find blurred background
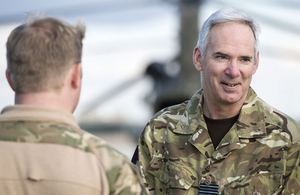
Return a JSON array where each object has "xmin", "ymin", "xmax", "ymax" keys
[{"xmin": 1, "ymin": 0, "xmax": 300, "ymax": 158}]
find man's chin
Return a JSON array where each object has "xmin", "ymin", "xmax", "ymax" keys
[{"xmin": 220, "ymin": 94, "xmax": 243, "ymax": 105}]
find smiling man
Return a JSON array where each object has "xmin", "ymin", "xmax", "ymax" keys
[
  {"xmin": 135, "ymin": 8, "xmax": 300, "ymax": 195},
  {"xmin": 194, "ymin": 21, "xmax": 259, "ymax": 120}
]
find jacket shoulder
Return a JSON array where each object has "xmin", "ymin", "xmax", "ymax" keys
[
  {"xmin": 148, "ymin": 101, "xmax": 189, "ymax": 127},
  {"xmin": 152, "ymin": 101, "xmax": 189, "ymax": 120},
  {"xmin": 259, "ymin": 98, "xmax": 300, "ymax": 143}
]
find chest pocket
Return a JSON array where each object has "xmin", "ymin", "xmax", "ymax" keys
[
  {"xmin": 222, "ymin": 172, "xmax": 283, "ymax": 195},
  {"xmin": 148, "ymin": 157, "xmax": 197, "ymax": 190}
]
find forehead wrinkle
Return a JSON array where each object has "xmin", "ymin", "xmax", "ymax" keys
[{"xmin": 207, "ymin": 24, "xmax": 255, "ymax": 59}]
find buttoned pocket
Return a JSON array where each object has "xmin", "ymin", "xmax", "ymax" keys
[
  {"xmin": 223, "ymin": 172, "xmax": 283, "ymax": 195},
  {"xmin": 148, "ymin": 157, "xmax": 197, "ymax": 190}
]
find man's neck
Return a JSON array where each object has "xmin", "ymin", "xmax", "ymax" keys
[
  {"xmin": 15, "ymin": 91, "xmax": 73, "ymax": 113},
  {"xmin": 202, "ymin": 99, "xmax": 243, "ymax": 120}
]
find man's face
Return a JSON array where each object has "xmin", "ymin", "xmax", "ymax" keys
[{"xmin": 196, "ymin": 22, "xmax": 259, "ymax": 107}]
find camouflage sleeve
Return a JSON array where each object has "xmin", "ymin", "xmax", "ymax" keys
[
  {"xmin": 107, "ymin": 158, "xmax": 149, "ymax": 195},
  {"xmin": 90, "ymin": 135, "xmax": 148, "ymax": 195},
  {"xmin": 280, "ymin": 139, "xmax": 300, "ymax": 194},
  {"xmin": 137, "ymin": 123, "xmax": 155, "ymax": 194}
]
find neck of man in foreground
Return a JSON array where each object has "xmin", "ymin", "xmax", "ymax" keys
[{"xmin": 202, "ymin": 91, "xmax": 247, "ymax": 120}]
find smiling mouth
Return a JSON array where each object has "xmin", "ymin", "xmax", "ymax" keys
[{"xmin": 222, "ymin": 82, "xmax": 238, "ymax": 87}]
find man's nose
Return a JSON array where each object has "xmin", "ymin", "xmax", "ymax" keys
[{"xmin": 225, "ymin": 60, "xmax": 241, "ymax": 78}]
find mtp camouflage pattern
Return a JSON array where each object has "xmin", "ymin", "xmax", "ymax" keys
[
  {"xmin": 0, "ymin": 105, "xmax": 148, "ymax": 195},
  {"xmin": 138, "ymin": 87, "xmax": 300, "ymax": 195}
]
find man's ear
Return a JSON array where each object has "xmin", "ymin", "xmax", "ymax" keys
[
  {"xmin": 71, "ymin": 63, "xmax": 82, "ymax": 89},
  {"xmin": 5, "ymin": 69, "xmax": 15, "ymax": 91},
  {"xmin": 193, "ymin": 46, "xmax": 202, "ymax": 71},
  {"xmin": 253, "ymin": 52, "xmax": 259, "ymax": 75}
]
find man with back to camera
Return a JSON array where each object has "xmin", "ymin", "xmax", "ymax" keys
[
  {"xmin": 135, "ymin": 8, "xmax": 300, "ymax": 194},
  {"xmin": 1, "ymin": 16, "xmax": 148, "ymax": 195}
]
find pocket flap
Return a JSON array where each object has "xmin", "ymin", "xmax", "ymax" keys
[
  {"xmin": 148, "ymin": 157, "xmax": 197, "ymax": 190},
  {"xmin": 223, "ymin": 172, "xmax": 282, "ymax": 194}
]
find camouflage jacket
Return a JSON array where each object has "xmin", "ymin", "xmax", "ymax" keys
[
  {"xmin": 138, "ymin": 87, "xmax": 300, "ymax": 195},
  {"xmin": 0, "ymin": 105, "xmax": 148, "ymax": 195}
]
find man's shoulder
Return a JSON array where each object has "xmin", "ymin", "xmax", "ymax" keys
[
  {"xmin": 0, "ymin": 119, "xmax": 144, "ymax": 194},
  {"xmin": 151, "ymin": 100, "xmax": 189, "ymax": 122},
  {"xmin": 79, "ymin": 129, "xmax": 129, "ymax": 163},
  {"xmin": 258, "ymin": 98, "xmax": 300, "ymax": 143},
  {"xmin": 0, "ymin": 119, "xmax": 129, "ymax": 162},
  {"xmin": 141, "ymin": 100, "xmax": 191, "ymax": 139}
]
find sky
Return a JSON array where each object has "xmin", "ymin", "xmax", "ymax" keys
[{"xmin": 1, "ymin": 0, "xmax": 300, "ymax": 157}]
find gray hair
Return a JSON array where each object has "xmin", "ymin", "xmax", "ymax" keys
[{"xmin": 197, "ymin": 8, "xmax": 261, "ymax": 62}]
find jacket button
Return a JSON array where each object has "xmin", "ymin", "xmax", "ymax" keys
[
  {"xmin": 205, "ymin": 165, "xmax": 211, "ymax": 171},
  {"xmin": 164, "ymin": 178, "xmax": 169, "ymax": 184},
  {"xmin": 204, "ymin": 179, "xmax": 211, "ymax": 185},
  {"xmin": 253, "ymin": 191, "xmax": 260, "ymax": 195}
]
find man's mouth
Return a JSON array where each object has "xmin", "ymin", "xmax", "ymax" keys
[{"xmin": 222, "ymin": 82, "xmax": 238, "ymax": 87}]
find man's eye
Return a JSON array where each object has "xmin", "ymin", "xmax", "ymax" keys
[
  {"xmin": 217, "ymin": 56, "xmax": 226, "ymax": 59},
  {"xmin": 242, "ymin": 58, "xmax": 251, "ymax": 62}
]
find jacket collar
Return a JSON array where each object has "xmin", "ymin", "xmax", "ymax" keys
[
  {"xmin": 0, "ymin": 105, "xmax": 79, "ymax": 130},
  {"xmin": 174, "ymin": 87, "xmax": 269, "ymax": 139},
  {"xmin": 174, "ymin": 88, "xmax": 206, "ymax": 135},
  {"xmin": 236, "ymin": 87, "xmax": 268, "ymax": 138}
]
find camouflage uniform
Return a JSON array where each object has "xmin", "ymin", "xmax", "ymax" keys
[
  {"xmin": 0, "ymin": 105, "xmax": 148, "ymax": 195},
  {"xmin": 138, "ymin": 87, "xmax": 300, "ymax": 195}
]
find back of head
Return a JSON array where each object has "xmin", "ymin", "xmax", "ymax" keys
[
  {"xmin": 197, "ymin": 8, "xmax": 261, "ymax": 60},
  {"xmin": 6, "ymin": 16, "xmax": 86, "ymax": 94}
]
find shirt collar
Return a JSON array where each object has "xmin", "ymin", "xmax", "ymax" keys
[{"xmin": 0, "ymin": 105, "xmax": 79, "ymax": 129}]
